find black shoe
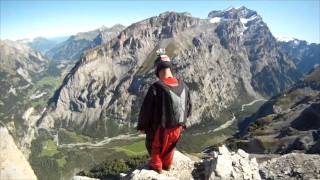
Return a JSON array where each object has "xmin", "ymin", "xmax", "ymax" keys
[
  {"xmin": 148, "ymin": 166, "xmax": 162, "ymax": 174},
  {"xmin": 163, "ymin": 165, "xmax": 172, "ymax": 171}
]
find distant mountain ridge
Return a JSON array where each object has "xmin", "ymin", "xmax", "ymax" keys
[
  {"xmin": 17, "ymin": 36, "xmax": 69, "ymax": 54},
  {"xmin": 0, "ymin": 39, "xmax": 48, "ymax": 83},
  {"xmin": 45, "ymin": 24, "xmax": 125, "ymax": 61},
  {"xmin": 278, "ymin": 39, "xmax": 320, "ymax": 74}
]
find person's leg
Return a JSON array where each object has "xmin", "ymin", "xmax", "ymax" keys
[
  {"xmin": 162, "ymin": 148, "xmax": 175, "ymax": 170},
  {"xmin": 145, "ymin": 130, "xmax": 154, "ymax": 155},
  {"xmin": 162, "ymin": 126, "xmax": 182, "ymax": 170},
  {"xmin": 148, "ymin": 128, "xmax": 162, "ymax": 172}
]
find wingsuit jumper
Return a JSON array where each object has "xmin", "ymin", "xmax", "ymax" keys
[{"xmin": 137, "ymin": 49, "xmax": 192, "ymax": 173}]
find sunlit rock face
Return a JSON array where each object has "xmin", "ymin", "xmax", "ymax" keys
[
  {"xmin": 39, "ymin": 7, "xmax": 300, "ymax": 138},
  {"xmin": 0, "ymin": 125, "xmax": 38, "ymax": 180}
]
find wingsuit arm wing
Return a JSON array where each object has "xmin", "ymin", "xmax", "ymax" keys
[{"xmin": 137, "ymin": 86, "xmax": 156, "ymax": 131}]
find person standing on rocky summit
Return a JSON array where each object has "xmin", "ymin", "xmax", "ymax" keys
[{"xmin": 137, "ymin": 49, "xmax": 192, "ymax": 173}]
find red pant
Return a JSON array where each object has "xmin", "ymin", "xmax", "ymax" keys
[{"xmin": 149, "ymin": 126, "xmax": 182, "ymax": 170}]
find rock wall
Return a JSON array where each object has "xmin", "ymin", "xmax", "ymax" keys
[{"xmin": 0, "ymin": 125, "xmax": 37, "ymax": 180}]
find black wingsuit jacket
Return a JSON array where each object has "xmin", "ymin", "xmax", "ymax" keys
[{"xmin": 137, "ymin": 79, "xmax": 192, "ymax": 154}]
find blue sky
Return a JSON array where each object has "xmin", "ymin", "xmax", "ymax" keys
[{"xmin": 1, "ymin": 0, "xmax": 319, "ymax": 43}]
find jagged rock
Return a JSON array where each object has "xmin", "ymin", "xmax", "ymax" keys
[
  {"xmin": 0, "ymin": 125, "xmax": 37, "ymax": 180},
  {"xmin": 72, "ymin": 176, "xmax": 99, "ymax": 180},
  {"xmin": 237, "ymin": 149, "xmax": 249, "ymax": 159},
  {"xmin": 259, "ymin": 153, "xmax": 320, "ymax": 180},
  {"xmin": 81, "ymin": 145, "xmax": 320, "ymax": 180},
  {"xmin": 202, "ymin": 145, "xmax": 261, "ymax": 180},
  {"xmin": 125, "ymin": 146, "xmax": 260, "ymax": 180},
  {"xmin": 124, "ymin": 151, "xmax": 195, "ymax": 180},
  {"xmin": 214, "ymin": 151, "xmax": 233, "ymax": 177}
]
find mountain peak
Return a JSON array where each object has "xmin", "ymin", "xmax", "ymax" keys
[
  {"xmin": 208, "ymin": 6, "xmax": 258, "ymax": 19},
  {"xmin": 108, "ymin": 24, "xmax": 126, "ymax": 32},
  {"xmin": 159, "ymin": 11, "xmax": 192, "ymax": 18},
  {"xmin": 97, "ymin": 24, "xmax": 125, "ymax": 33}
]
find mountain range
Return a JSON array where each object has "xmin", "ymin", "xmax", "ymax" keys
[
  {"xmin": 39, "ymin": 6, "xmax": 303, "ymax": 138},
  {"xmin": 45, "ymin": 24, "xmax": 125, "ymax": 61},
  {"xmin": 17, "ymin": 36, "xmax": 68, "ymax": 54},
  {"xmin": 0, "ymin": 6, "xmax": 319, "ymax": 180}
]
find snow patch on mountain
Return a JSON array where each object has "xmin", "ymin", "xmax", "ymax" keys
[{"xmin": 240, "ymin": 15, "xmax": 258, "ymax": 30}]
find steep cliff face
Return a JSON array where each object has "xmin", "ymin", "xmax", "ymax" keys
[
  {"xmin": 0, "ymin": 125, "xmax": 38, "ymax": 180},
  {"xmin": 45, "ymin": 24, "xmax": 125, "ymax": 61},
  {"xmin": 39, "ymin": 7, "xmax": 300, "ymax": 138}
]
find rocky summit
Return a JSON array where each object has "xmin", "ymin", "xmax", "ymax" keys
[
  {"xmin": 74, "ymin": 145, "xmax": 320, "ymax": 180},
  {"xmin": 39, "ymin": 7, "xmax": 301, "ymax": 138}
]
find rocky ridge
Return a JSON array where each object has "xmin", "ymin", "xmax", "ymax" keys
[
  {"xmin": 45, "ymin": 24, "xmax": 126, "ymax": 61},
  {"xmin": 75, "ymin": 145, "xmax": 320, "ymax": 180},
  {"xmin": 18, "ymin": 37, "xmax": 60, "ymax": 54},
  {"xmin": 278, "ymin": 38, "xmax": 320, "ymax": 74}
]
